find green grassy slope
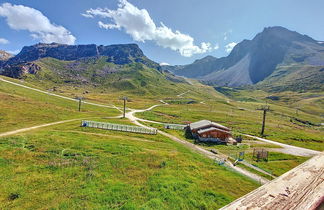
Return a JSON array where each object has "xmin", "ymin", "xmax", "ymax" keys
[
  {"xmin": 0, "ymin": 74, "xmax": 261, "ymax": 209},
  {"xmin": 0, "ymin": 120, "xmax": 259, "ymax": 209},
  {"xmin": 137, "ymin": 98, "xmax": 324, "ymax": 151},
  {"xmin": 256, "ymin": 64, "xmax": 324, "ymax": 92},
  {"xmin": 0, "ymin": 54, "xmax": 323, "ymax": 209},
  {"xmin": 0, "ymin": 76, "xmax": 119, "ymax": 132},
  {"xmin": 9, "ymin": 57, "xmax": 224, "ymax": 110},
  {"xmin": 23, "ymin": 57, "xmax": 213, "ymax": 98},
  {"xmin": 142, "ymin": 122, "xmax": 310, "ymax": 178}
]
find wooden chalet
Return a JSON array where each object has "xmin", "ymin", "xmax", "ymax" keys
[{"xmin": 188, "ymin": 120, "xmax": 233, "ymax": 143}]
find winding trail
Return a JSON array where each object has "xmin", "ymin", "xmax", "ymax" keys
[
  {"xmin": 0, "ymin": 119, "xmax": 80, "ymax": 137},
  {"xmin": 130, "ymin": 110, "xmax": 320, "ymax": 157},
  {"xmin": 0, "ymin": 77, "xmax": 122, "ymax": 112},
  {"xmin": 177, "ymin": 90, "xmax": 190, "ymax": 97},
  {"xmin": 1, "ymin": 76, "xmax": 323, "ymax": 208},
  {"xmin": 127, "ymin": 106, "xmax": 320, "ymax": 158},
  {"xmin": 243, "ymin": 134, "xmax": 320, "ymax": 157},
  {"xmin": 1, "ymin": 76, "xmax": 314, "ymax": 183},
  {"xmin": 124, "ymin": 104, "xmax": 270, "ymax": 184}
]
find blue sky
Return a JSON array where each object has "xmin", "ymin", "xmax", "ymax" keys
[{"xmin": 0, "ymin": 0, "xmax": 323, "ymax": 65}]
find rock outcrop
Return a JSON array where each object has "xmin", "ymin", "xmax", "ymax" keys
[
  {"xmin": 0, "ymin": 43, "xmax": 160, "ymax": 78},
  {"xmin": 1, "ymin": 63, "xmax": 41, "ymax": 78},
  {"xmin": 0, "ymin": 50, "xmax": 13, "ymax": 61}
]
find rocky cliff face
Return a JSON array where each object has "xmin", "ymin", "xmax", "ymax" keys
[
  {"xmin": 165, "ymin": 26, "xmax": 324, "ymax": 89},
  {"xmin": 7, "ymin": 43, "xmax": 98, "ymax": 64},
  {"xmin": 5, "ymin": 43, "xmax": 159, "ymax": 68},
  {"xmin": 1, "ymin": 43, "xmax": 160, "ymax": 78},
  {"xmin": 0, "ymin": 63, "xmax": 41, "ymax": 78}
]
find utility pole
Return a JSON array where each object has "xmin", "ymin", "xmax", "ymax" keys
[
  {"xmin": 257, "ymin": 105, "xmax": 270, "ymax": 136},
  {"xmin": 121, "ymin": 96, "xmax": 128, "ymax": 118},
  {"xmin": 77, "ymin": 97, "xmax": 83, "ymax": 112}
]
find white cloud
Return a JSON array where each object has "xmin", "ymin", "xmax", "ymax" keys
[
  {"xmin": 225, "ymin": 42, "xmax": 237, "ymax": 53},
  {"xmin": 0, "ymin": 38, "xmax": 9, "ymax": 44},
  {"xmin": 159, "ymin": 62, "xmax": 170, "ymax": 66},
  {"xmin": 83, "ymin": 0, "xmax": 213, "ymax": 57},
  {"xmin": 0, "ymin": 3, "xmax": 76, "ymax": 45},
  {"xmin": 214, "ymin": 43, "xmax": 220, "ymax": 50},
  {"xmin": 223, "ymin": 30, "xmax": 232, "ymax": 41}
]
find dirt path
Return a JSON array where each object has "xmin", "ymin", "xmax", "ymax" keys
[
  {"xmin": 2, "ymin": 76, "xmax": 319, "ymax": 157},
  {"xmin": 159, "ymin": 129, "xmax": 269, "ymax": 184},
  {"xmin": 0, "ymin": 77, "xmax": 272, "ymax": 183},
  {"xmin": 177, "ymin": 90, "xmax": 190, "ymax": 97},
  {"xmin": 243, "ymin": 134, "xmax": 321, "ymax": 157},
  {"xmin": 0, "ymin": 119, "xmax": 81, "ymax": 137},
  {"xmin": 129, "ymin": 108, "xmax": 320, "ymax": 158},
  {"xmin": 125, "ymin": 105, "xmax": 269, "ymax": 184},
  {"xmin": 3, "ymin": 76, "xmax": 323, "ymax": 207},
  {"xmin": 0, "ymin": 77, "xmax": 121, "ymax": 112}
]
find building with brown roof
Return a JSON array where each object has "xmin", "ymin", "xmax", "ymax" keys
[{"xmin": 188, "ymin": 120, "xmax": 233, "ymax": 143}]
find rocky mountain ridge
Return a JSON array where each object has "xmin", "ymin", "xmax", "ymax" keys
[
  {"xmin": 0, "ymin": 43, "xmax": 160, "ymax": 78},
  {"xmin": 164, "ymin": 26, "xmax": 324, "ymax": 91}
]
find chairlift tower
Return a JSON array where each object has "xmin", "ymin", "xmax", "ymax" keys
[
  {"xmin": 76, "ymin": 97, "xmax": 83, "ymax": 112},
  {"xmin": 257, "ymin": 105, "xmax": 270, "ymax": 136},
  {"xmin": 120, "ymin": 96, "xmax": 129, "ymax": 118}
]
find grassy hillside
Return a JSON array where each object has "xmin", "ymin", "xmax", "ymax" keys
[
  {"xmin": 256, "ymin": 64, "xmax": 324, "ymax": 92},
  {"xmin": 142, "ymin": 122, "xmax": 310, "ymax": 179},
  {"xmin": 137, "ymin": 97, "xmax": 324, "ymax": 151},
  {"xmin": 0, "ymin": 76, "xmax": 119, "ymax": 133},
  {"xmin": 0, "ymin": 60, "xmax": 323, "ymax": 208},
  {"xmin": 2, "ymin": 71, "xmax": 322, "ymax": 151},
  {"xmin": 8, "ymin": 57, "xmax": 224, "ymax": 110},
  {"xmin": 0, "ymin": 119, "xmax": 259, "ymax": 209},
  {"xmin": 20, "ymin": 57, "xmax": 212, "ymax": 98},
  {"xmin": 0, "ymin": 75, "xmax": 262, "ymax": 208}
]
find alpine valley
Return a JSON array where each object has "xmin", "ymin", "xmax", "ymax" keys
[{"xmin": 0, "ymin": 26, "xmax": 323, "ymax": 209}]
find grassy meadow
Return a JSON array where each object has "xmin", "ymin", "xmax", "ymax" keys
[
  {"xmin": 0, "ymin": 76, "xmax": 120, "ymax": 132},
  {"xmin": 137, "ymin": 97, "xmax": 324, "ymax": 151},
  {"xmin": 0, "ymin": 120, "xmax": 259, "ymax": 209},
  {"xmin": 143, "ymin": 123, "xmax": 310, "ymax": 179},
  {"xmin": 0, "ymin": 74, "xmax": 322, "ymax": 209}
]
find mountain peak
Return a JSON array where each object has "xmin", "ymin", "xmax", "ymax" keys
[
  {"xmin": 257, "ymin": 26, "xmax": 315, "ymax": 43},
  {"xmin": 263, "ymin": 26, "xmax": 290, "ymax": 32},
  {"xmin": 193, "ymin": 55, "xmax": 217, "ymax": 64},
  {"xmin": 166, "ymin": 26, "xmax": 324, "ymax": 91},
  {"xmin": 0, "ymin": 50, "xmax": 13, "ymax": 61}
]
